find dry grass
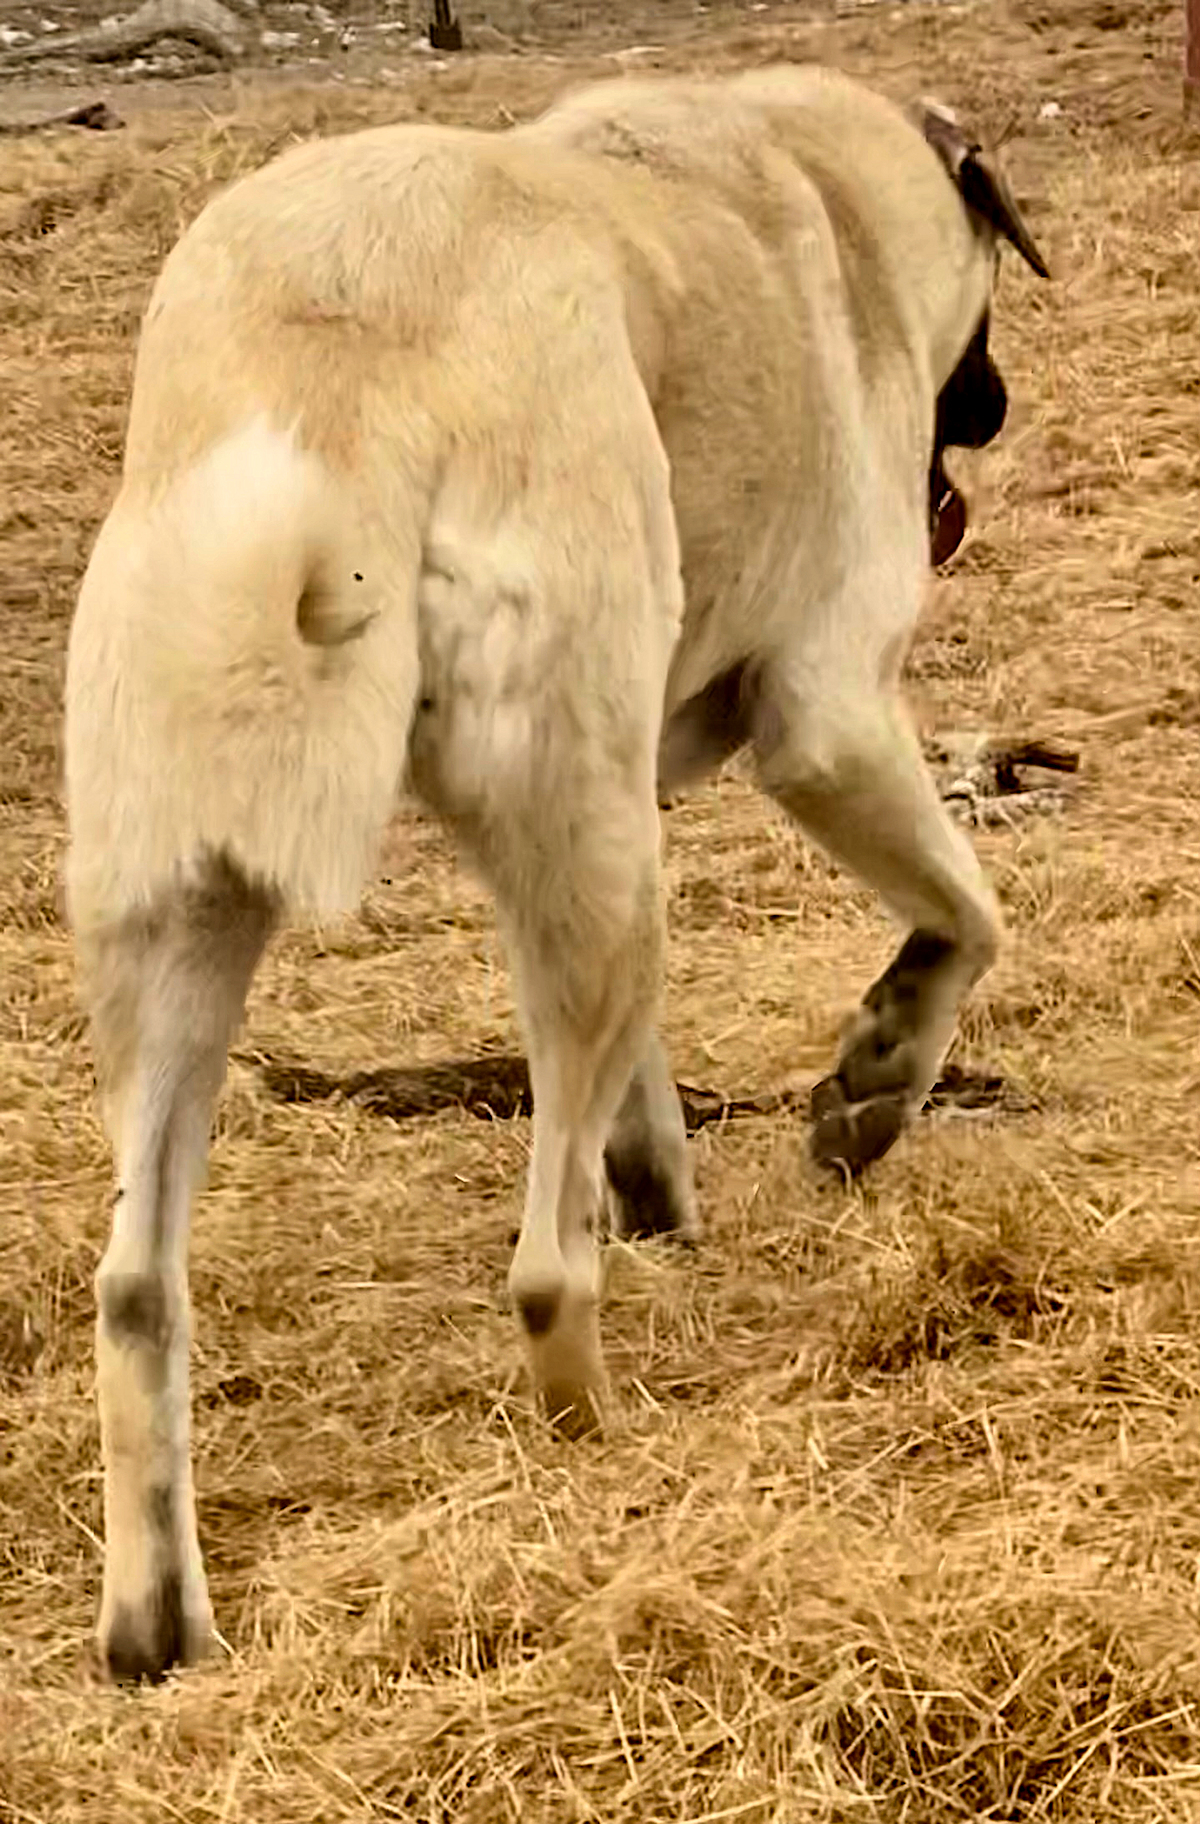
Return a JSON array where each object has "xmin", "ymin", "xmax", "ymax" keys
[{"xmin": 5, "ymin": 0, "xmax": 1200, "ymax": 1817}]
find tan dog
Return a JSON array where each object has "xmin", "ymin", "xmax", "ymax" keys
[{"xmin": 64, "ymin": 66, "xmax": 1048, "ymax": 1681}]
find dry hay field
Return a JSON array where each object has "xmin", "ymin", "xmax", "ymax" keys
[{"xmin": 4, "ymin": 0, "xmax": 1200, "ymax": 1817}]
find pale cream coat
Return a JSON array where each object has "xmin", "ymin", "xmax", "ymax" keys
[{"xmin": 64, "ymin": 66, "xmax": 1028, "ymax": 1681}]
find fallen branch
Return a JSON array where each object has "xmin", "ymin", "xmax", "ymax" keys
[
  {"xmin": 0, "ymin": 101, "xmax": 124, "ymax": 137},
  {"xmin": 927, "ymin": 730, "xmax": 1081, "ymax": 827},
  {"xmin": 990, "ymin": 737, "xmax": 1080, "ymax": 787},
  {"xmin": 0, "ymin": 0, "xmax": 245, "ymax": 69}
]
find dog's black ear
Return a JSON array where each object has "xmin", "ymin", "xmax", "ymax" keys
[
  {"xmin": 918, "ymin": 99, "xmax": 1051, "ymax": 280},
  {"xmin": 958, "ymin": 151, "xmax": 1051, "ymax": 280}
]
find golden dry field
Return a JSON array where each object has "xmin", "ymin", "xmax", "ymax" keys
[{"xmin": 4, "ymin": 0, "xmax": 1200, "ymax": 1817}]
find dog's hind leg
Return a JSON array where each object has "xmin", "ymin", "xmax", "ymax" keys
[{"xmin": 82, "ymin": 856, "xmax": 275, "ymax": 1680}]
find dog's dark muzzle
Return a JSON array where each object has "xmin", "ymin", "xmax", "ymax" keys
[
  {"xmin": 937, "ymin": 354, "xmax": 1008, "ymax": 451},
  {"xmin": 928, "ymin": 315, "xmax": 1009, "ymax": 568}
]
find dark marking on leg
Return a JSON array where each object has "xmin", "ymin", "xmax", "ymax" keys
[
  {"xmin": 98, "ymin": 1273, "xmax": 168, "ymax": 1349},
  {"xmin": 104, "ymin": 1608, "xmax": 165, "ymax": 1684},
  {"xmin": 101, "ymin": 1487, "xmax": 183, "ymax": 1683},
  {"xmin": 154, "ymin": 1568, "xmax": 185, "ymax": 1676},
  {"xmin": 811, "ymin": 927, "xmax": 958, "ymax": 1174},
  {"xmin": 102, "ymin": 1486, "xmax": 187, "ymax": 1684},
  {"xmin": 103, "ymin": 1568, "xmax": 185, "ymax": 1684},
  {"xmin": 860, "ymin": 926, "xmax": 955, "ymax": 1014},
  {"xmin": 866, "ymin": 928, "xmax": 956, "ymax": 998},
  {"xmin": 518, "ymin": 1290, "xmax": 561, "ymax": 1338},
  {"xmin": 147, "ymin": 1482, "xmax": 174, "ymax": 1537},
  {"xmin": 604, "ymin": 1145, "xmax": 695, "ymax": 1243},
  {"xmin": 840, "ymin": 929, "xmax": 956, "ymax": 1100}
]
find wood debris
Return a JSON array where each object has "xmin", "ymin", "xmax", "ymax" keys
[
  {"xmin": 0, "ymin": 0, "xmax": 246, "ymax": 69},
  {"xmin": 928, "ymin": 731, "xmax": 1080, "ymax": 827},
  {"xmin": 0, "ymin": 101, "xmax": 124, "ymax": 136}
]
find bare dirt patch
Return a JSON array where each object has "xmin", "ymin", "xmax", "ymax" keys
[{"xmin": 4, "ymin": 1, "xmax": 1200, "ymax": 1819}]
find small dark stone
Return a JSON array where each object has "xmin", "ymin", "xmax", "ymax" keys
[{"xmin": 217, "ymin": 1372, "xmax": 263, "ymax": 1406}]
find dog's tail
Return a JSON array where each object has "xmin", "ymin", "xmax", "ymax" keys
[{"xmin": 65, "ymin": 416, "xmax": 423, "ymax": 938}]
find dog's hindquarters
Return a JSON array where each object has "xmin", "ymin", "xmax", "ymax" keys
[{"xmin": 66, "ymin": 414, "xmax": 425, "ymax": 947}]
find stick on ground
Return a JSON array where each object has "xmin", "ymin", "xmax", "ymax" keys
[
  {"xmin": 0, "ymin": 0, "xmax": 245, "ymax": 68},
  {"xmin": 0, "ymin": 102, "xmax": 124, "ymax": 137}
]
